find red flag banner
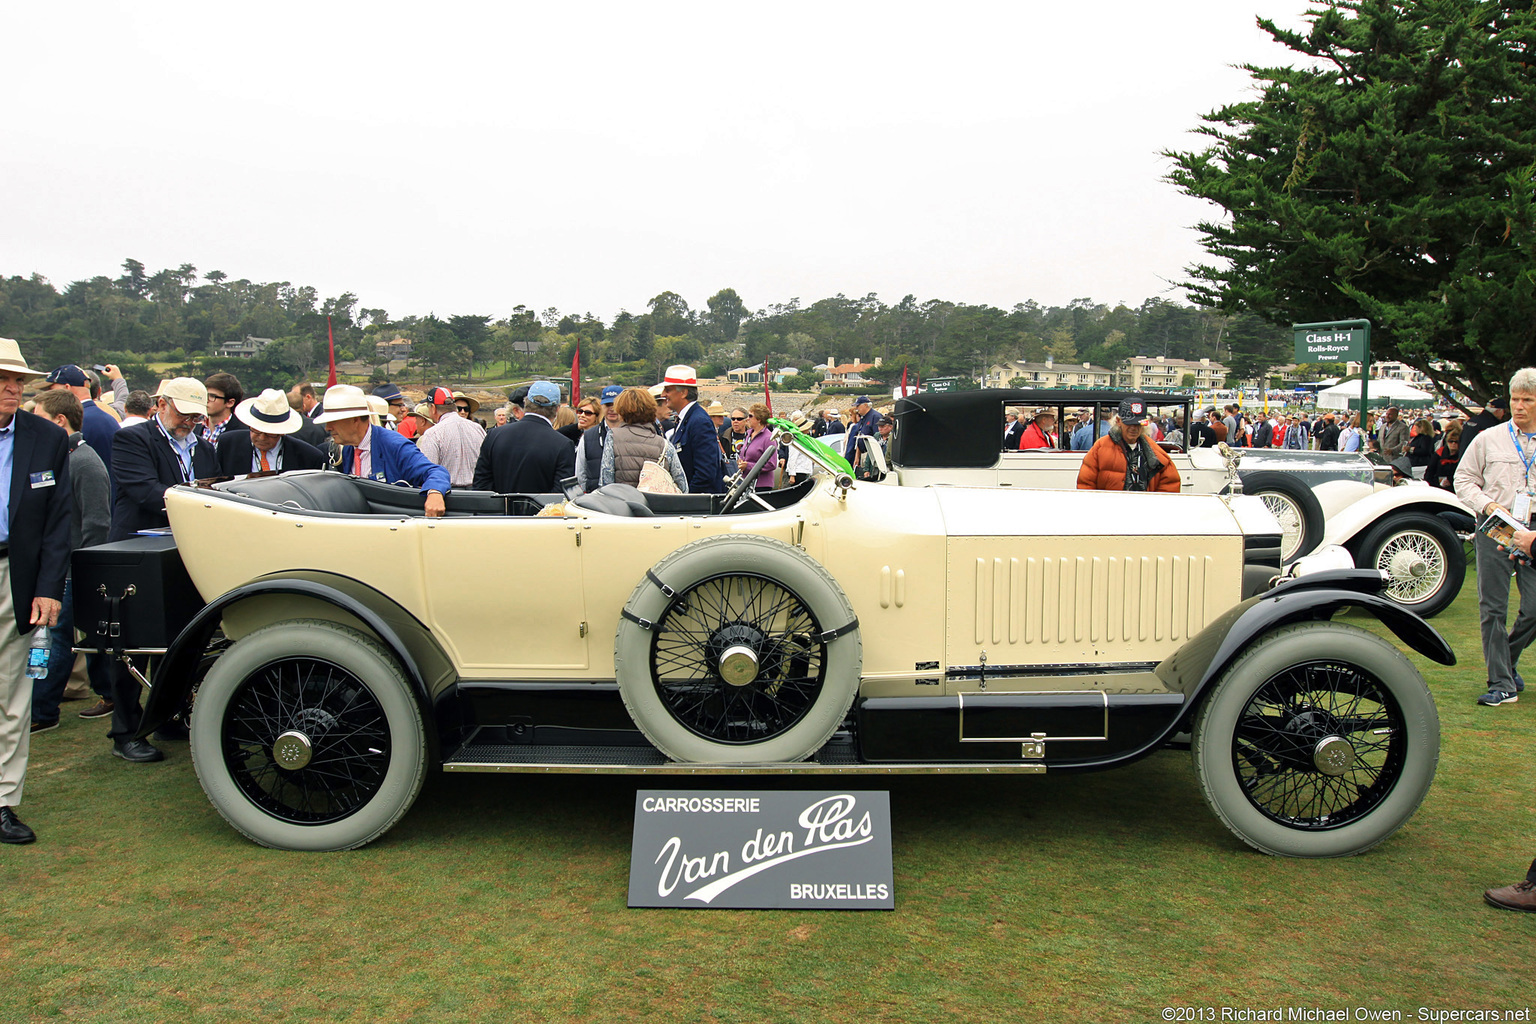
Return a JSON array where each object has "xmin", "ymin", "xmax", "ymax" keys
[
  {"xmin": 901, "ymin": 364, "xmax": 908, "ymax": 396},
  {"xmin": 326, "ymin": 316, "xmax": 338, "ymax": 387},
  {"xmin": 571, "ymin": 344, "xmax": 581, "ymax": 406},
  {"xmin": 762, "ymin": 358, "xmax": 771, "ymax": 414}
]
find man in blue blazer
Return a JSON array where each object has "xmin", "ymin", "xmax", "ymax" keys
[
  {"xmin": 0, "ymin": 339, "xmax": 73, "ymax": 844},
  {"xmin": 315, "ymin": 385, "xmax": 449, "ymax": 514},
  {"xmin": 658, "ymin": 365, "xmax": 724, "ymax": 493}
]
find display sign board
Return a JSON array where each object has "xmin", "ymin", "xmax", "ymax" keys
[
  {"xmin": 1293, "ymin": 320, "xmax": 1370, "ymax": 364},
  {"xmin": 923, "ymin": 376, "xmax": 961, "ymax": 393},
  {"xmin": 628, "ymin": 790, "xmax": 894, "ymax": 910}
]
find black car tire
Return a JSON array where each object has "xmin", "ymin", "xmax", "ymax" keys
[
  {"xmin": 614, "ymin": 534, "xmax": 862, "ymax": 763},
  {"xmin": 190, "ymin": 619, "xmax": 427, "ymax": 851},
  {"xmin": 1236, "ymin": 471, "xmax": 1325, "ymax": 563},
  {"xmin": 1352, "ymin": 512, "xmax": 1465, "ymax": 618},
  {"xmin": 1192, "ymin": 622, "xmax": 1438, "ymax": 857}
]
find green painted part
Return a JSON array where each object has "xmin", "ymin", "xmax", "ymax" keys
[{"xmin": 769, "ymin": 417, "xmax": 854, "ymax": 476}]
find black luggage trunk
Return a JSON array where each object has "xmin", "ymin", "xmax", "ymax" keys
[{"xmin": 72, "ymin": 536, "xmax": 205, "ymax": 652}]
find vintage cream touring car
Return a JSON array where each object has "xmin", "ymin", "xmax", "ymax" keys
[
  {"xmin": 75, "ymin": 423, "xmax": 1450, "ymax": 857},
  {"xmin": 875, "ymin": 389, "xmax": 1471, "ymax": 617}
]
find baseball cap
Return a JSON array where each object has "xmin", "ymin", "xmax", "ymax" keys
[
  {"xmin": 428, "ymin": 386, "xmax": 455, "ymax": 406},
  {"xmin": 1490, "ymin": 397, "xmax": 1510, "ymax": 411},
  {"xmin": 155, "ymin": 377, "xmax": 209, "ymax": 416},
  {"xmin": 526, "ymin": 381, "xmax": 561, "ymax": 408},
  {"xmin": 855, "ymin": 395, "xmax": 871, "ymax": 405},
  {"xmin": 46, "ymin": 364, "xmax": 87, "ymax": 388},
  {"xmin": 600, "ymin": 385, "xmax": 623, "ymax": 405},
  {"xmin": 1117, "ymin": 399, "xmax": 1147, "ymax": 425}
]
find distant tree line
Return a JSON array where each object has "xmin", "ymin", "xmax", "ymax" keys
[{"xmin": 0, "ymin": 259, "xmax": 1306, "ymax": 395}]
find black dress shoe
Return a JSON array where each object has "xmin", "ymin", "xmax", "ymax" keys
[
  {"xmin": 112, "ymin": 739, "xmax": 165, "ymax": 763},
  {"xmin": 0, "ymin": 806, "xmax": 36, "ymax": 844}
]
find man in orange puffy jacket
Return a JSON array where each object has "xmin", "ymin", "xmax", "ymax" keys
[{"xmin": 1076, "ymin": 399, "xmax": 1182, "ymax": 493}]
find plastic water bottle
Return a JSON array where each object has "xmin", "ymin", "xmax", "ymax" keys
[{"xmin": 25, "ymin": 625, "xmax": 50, "ymax": 680}]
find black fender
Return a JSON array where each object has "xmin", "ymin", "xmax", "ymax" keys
[
  {"xmin": 1156, "ymin": 568, "xmax": 1456, "ymax": 731},
  {"xmin": 136, "ymin": 572, "xmax": 456, "ymax": 740}
]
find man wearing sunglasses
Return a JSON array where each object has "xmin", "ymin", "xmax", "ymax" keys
[{"xmin": 719, "ymin": 407, "xmax": 750, "ymax": 461}]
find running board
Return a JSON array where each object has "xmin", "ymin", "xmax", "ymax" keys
[{"xmin": 441, "ymin": 741, "xmax": 1047, "ymax": 775}]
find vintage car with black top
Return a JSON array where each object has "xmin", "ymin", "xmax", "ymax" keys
[
  {"xmin": 877, "ymin": 388, "xmax": 1470, "ymax": 617},
  {"xmin": 73, "ymin": 422, "xmax": 1450, "ymax": 857}
]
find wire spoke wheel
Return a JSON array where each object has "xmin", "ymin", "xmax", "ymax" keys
[
  {"xmin": 223, "ymin": 658, "xmax": 393, "ymax": 824},
  {"xmin": 1261, "ymin": 492, "xmax": 1305, "ymax": 562},
  {"xmin": 1354, "ymin": 512, "xmax": 1464, "ymax": 617},
  {"xmin": 615, "ymin": 535, "xmax": 861, "ymax": 763},
  {"xmin": 1192, "ymin": 622, "xmax": 1438, "ymax": 856},
  {"xmin": 1372, "ymin": 528, "xmax": 1446, "ymax": 604},
  {"xmin": 650, "ymin": 573, "xmax": 826, "ymax": 744},
  {"xmin": 1231, "ymin": 660, "xmax": 1404, "ymax": 830},
  {"xmin": 192, "ymin": 619, "xmax": 426, "ymax": 850}
]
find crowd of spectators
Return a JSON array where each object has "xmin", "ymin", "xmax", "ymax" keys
[{"xmin": 0, "ymin": 345, "xmax": 1515, "ymax": 823}]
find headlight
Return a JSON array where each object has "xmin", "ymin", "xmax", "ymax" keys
[{"xmin": 1285, "ymin": 545, "xmax": 1356, "ymax": 579}]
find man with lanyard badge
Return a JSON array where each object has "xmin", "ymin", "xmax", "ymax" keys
[
  {"xmin": 0, "ymin": 339, "xmax": 72, "ymax": 843},
  {"xmin": 106, "ymin": 377, "xmax": 219, "ymax": 762},
  {"xmin": 1455, "ymin": 368, "xmax": 1536, "ymax": 706}
]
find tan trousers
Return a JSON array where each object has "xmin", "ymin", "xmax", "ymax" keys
[{"xmin": 0, "ymin": 560, "xmax": 31, "ymax": 808}]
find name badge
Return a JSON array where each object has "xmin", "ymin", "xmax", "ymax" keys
[
  {"xmin": 1516, "ymin": 493, "xmax": 1532, "ymax": 525},
  {"xmin": 29, "ymin": 471, "xmax": 54, "ymax": 489}
]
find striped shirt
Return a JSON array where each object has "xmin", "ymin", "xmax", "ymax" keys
[{"xmin": 417, "ymin": 412, "xmax": 486, "ymax": 488}]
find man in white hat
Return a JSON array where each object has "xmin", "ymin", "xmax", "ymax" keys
[
  {"xmin": 215, "ymin": 389, "xmax": 327, "ymax": 476},
  {"xmin": 314, "ymin": 384, "xmax": 450, "ymax": 515},
  {"xmin": 0, "ymin": 339, "xmax": 73, "ymax": 843},
  {"xmin": 109, "ymin": 378, "xmax": 218, "ymax": 542},
  {"xmin": 657, "ymin": 365, "xmax": 724, "ymax": 493},
  {"xmin": 104, "ymin": 377, "xmax": 220, "ymax": 763}
]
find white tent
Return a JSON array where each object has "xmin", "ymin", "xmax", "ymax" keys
[{"xmin": 1315, "ymin": 378, "xmax": 1436, "ymax": 411}]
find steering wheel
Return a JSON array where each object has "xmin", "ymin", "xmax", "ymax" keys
[{"xmin": 723, "ymin": 431, "xmax": 782, "ymax": 510}]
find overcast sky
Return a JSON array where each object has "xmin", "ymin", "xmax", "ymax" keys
[{"xmin": 3, "ymin": 1, "xmax": 1319, "ymax": 324}]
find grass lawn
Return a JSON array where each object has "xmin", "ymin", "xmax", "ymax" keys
[{"xmin": 4, "ymin": 563, "xmax": 1531, "ymax": 1023}]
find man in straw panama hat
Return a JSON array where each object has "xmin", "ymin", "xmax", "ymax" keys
[
  {"xmin": 655, "ymin": 364, "xmax": 724, "ymax": 493},
  {"xmin": 0, "ymin": 338, "xmax": 78, "ymax": 841},
  {"xmin": 214, "ymin": 388, "xmax": 326, "ymax": 476},
  {"xmin": 313, "ymin": 384, "xmax": 450, "ymax": 516}
]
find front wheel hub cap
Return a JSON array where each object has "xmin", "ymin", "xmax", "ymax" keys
[
  {"xmin": 718, "ymin": 644, "xmax": 760, "ymax": 687},
  {"xmin": 272, "ymin": 730, "xmax": 314, "ymax": 771},
  {"xmin": 1312, "ymin": 735, "xmax": 1354, "ymax": 776},
  {"xmin": 1388, "ymin": 548, "xmax": 1429, "ymax": 579}
]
